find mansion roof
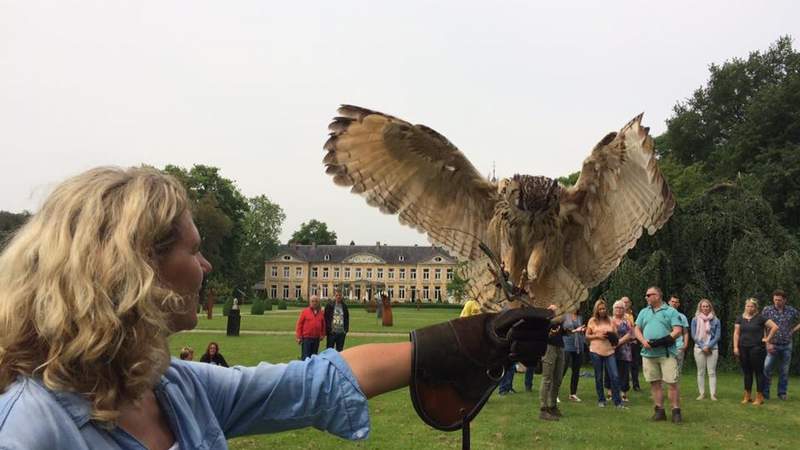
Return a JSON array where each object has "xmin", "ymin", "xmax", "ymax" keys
[{"xmin": 269, "ymin": 244, "xmax": 457, "ymax": 265}]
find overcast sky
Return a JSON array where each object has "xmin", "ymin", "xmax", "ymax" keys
[{"xmin": 2, "ymin": 1, "xmax": 798, "ymax": 245}]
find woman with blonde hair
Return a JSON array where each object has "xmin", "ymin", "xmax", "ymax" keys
[
  {"xmin": 0, "ymin": 167, "xmax": 551, "ymax": 449},
  {"xmin": 733, "ymin": 298, "xmax": 779, "ymax": 405},
  {"xmin": 585, "ymin": 299, "xmax": 624, "ymax": 408},
  {"xmin": 691, "ymin": 298, "xmax": 722, "ymax": 400}
]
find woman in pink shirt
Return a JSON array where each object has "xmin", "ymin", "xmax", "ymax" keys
[{"xmin": 586, "ymin": 299, "xmax": 625, "ymax": 408}]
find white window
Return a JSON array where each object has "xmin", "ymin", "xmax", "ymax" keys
[
  {"xmin": 411, "ymin": 287, "xmax": 417, "ymax": 301},
  {"xmin": 355, "ymin": 286, "xmax": 361, "ymax": 299},
  {"xmin": 387, "ymin": 286, "xmax": 394, "ymax": 299},
  {"xmin": 344, "ymin": 267, "xmax": 351, "ymax": 279},
  {"xmin": 399, "ymin": 268, "xmax": 406, "ymax": 279},
  {"xmin": 311, "ymin": 267, "xmax": 318, "ymax": 278},
  {"xmin": 295, "ymin": 285, "xmax": 302, "ymax": 299},
  {"xmin": 282, "ymin": 285, "xmax": 289, "ymax": 299},
  {"xmin": 334, "ymin": 267, "xmax": 340, "ymax": 279},
  {"xmin": 296, "ymin": 267, "xmax": 303, "ymax": 278},
  {"xmin": 434, "ymin": 268, "xmax": 441, "ymax": 280},
  {"xmin": 311, "ymin": 284, "xmax": 318, "ymax": 295},
  {"xmin": 410, "ymin": 269, "xmax": 417, "ymax": 280},
  {"xmin": 322, "ymin": 267, "xmax": 329, "ymax": 279},
  {"xmin": 283, "ymin": 266, "xmax": 290, "ymax": 278},
  {"xmin": 355, "ymin": 268, "xmax": 362, "ymax": 279},
  {"xmin": 270, "ymin": 285, "xmax": 277, "ymax": 298},
  {"xmin": 447, "ymin": 268, "xmax": 453, "ymax": 280},
  {"xmin": 388, "ymin": 268, "xmax": 394, "ymax": 279},
  {"xmin": 377, "ymin": 268, "xmax": 383, "ymax": 279},
  {"xmin": 322, "ymin": 285, "xmax": 329, "ymax": 298},
  {"xmin": 271, "ymin": 266, "xmax": 278, "ymax": 277},
  {"xmin": 423, "ymin": 268, "xmax": 430, "ymax": 280},
  {"xmin": 399, "ymin": 286, "xmax": 405, "ymax": 299},
  {"xmin": 423, "ymin": 286, "xmax": 429, "ymax": 299},
  {"xmin": 366, "ymin": 268, "xmax": 372, "ymax": 279},
  {"xmin": 434, "ymin": 286, "xmax": 441, "ymax": 301}
]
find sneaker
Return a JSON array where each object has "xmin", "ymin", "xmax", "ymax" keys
[
  {"xmin": 671, "ymin": 408, "xmax": 682, "ymax": 424},
  {"xmin": 778, "ymin": 394, "xmax": 788, "ymax": 401},
  {"xmin": 569, "ymin": 394, "xmax": 582, "ymax": 402},
  {"xmin": 621, "ymin": 394, "xmax": 629, "ymax": 402},
  {"xmin": 651, "ymin": 406, "xmax": 666, "ymax": 421},
  {"xmin": 549, "ymin": 407, "xmax": 563, "ymax": 418},
  {"xmin": 598, "ymin": 402, "xmax": 606, "ymax": 408},
  {"xmin": 696, "ymin": 394, "xmax": 705, "ymax": 401},
  {"xmin": 710, "ymin": 395, "xmax": 718, "ymax": 401},
  {"xmin": 615, "ymin": 404, "xmax": 628, "ymax": 410},
  {"xmin": 539, "ymin": 408, "xmax": 559, "ymax": 421},
  {"xmin": 556, "ymin": 397, "xmax": 561, "ymax": 403}
]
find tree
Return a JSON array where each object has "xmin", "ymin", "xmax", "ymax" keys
[
  {"xmin": 289, "ymin": 219, "xmax": 337, "ymax": 245},
  {"xmin": 446, "ymin": 262, "xmax": 471, "ymax": 303},
  {"xmin": 0, "ymin": 211, "xmax": 30, "ymax": 250},
  {"xmin": 240, "ymin": 195, "xmax": 286, "ymax": 290}
]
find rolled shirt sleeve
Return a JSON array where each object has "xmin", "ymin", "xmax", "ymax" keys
[{"xmin": 191, "ymin": 349, "xmax": 370, "ymax": 440}]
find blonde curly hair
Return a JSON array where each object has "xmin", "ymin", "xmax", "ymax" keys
[{"xmin": 0, "ymin": 166, "xmax": 189, "ymax": 424}]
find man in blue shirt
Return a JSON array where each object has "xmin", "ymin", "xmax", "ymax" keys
[
  {"xmin": 635, "ymin": 286, "xmax": 684, "ymax": 423},
  {"xmin": 762, "ymin": 289, "xmax": 800, "ymax": 400},
  {"xmin": 668, "ymin": 296, "xmax": 690, "ymax": 381}
]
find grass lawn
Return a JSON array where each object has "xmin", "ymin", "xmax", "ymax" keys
[{"xmin": 171, "ymin": 308, "xmax": 800, "ymax": 449}]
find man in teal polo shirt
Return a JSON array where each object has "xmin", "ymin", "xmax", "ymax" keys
[{"xmin": 635, "ymin": 286, "xmax": 684, "ymax": 423}]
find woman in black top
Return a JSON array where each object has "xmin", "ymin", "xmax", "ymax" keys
[
  {"xmin": 200, "ymin": 341, "xmax": 229, "ymax": 367},
  {"xmin": 733, "ymin": 298, "xmax": 778, "ymax": 405}
]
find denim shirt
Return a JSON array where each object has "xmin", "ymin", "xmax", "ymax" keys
[
  {"xmin": 0, "ymin": 350, "xmax": 369, "ymax": 449},
  {"xmin": 690, "ymin": 316, "xmax": 722, "ymax": 350}
]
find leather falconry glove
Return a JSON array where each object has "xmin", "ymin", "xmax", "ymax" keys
[{"xmin": 409, "ymin": 307, "xmax": 552, "ymax": 431}]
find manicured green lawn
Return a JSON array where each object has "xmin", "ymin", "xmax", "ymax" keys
[{"xmin": 171, "ymin": 308, "xmax": 800, "ymax": 449}]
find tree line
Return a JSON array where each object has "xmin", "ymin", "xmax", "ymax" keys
[{"xmin": 587, "ymin": 36, "xmax": 800, "ymax": 372}]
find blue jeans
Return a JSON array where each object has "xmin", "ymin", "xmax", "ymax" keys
[
  {"xmin": 524, "ymin": 366, "xmax": 535, "ymax": 390},
  {"xmin": 499, "ymin": 363, "xmax": 516, "ymax": 393},
  {"xmin": 590, "ymin": 352, "xmax": 622, "ymax": 406},
  {"xmin": 764, "ymin": 343, "xmax": 792, "ymax": 398}
]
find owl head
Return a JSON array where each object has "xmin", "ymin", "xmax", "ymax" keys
[{"xmin": 500, "ymin": 175, "xmax": 561, "ymax": 214}]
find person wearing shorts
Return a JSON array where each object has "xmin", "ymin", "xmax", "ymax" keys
[{"xmin": 635, "ymin": 286, "xmax": 684, "ymax": 423}]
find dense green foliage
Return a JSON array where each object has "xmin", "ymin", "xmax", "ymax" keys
[
  {"xmin": 597, "ymin": 37, "xmax": 800, "ymax": 372},
  {"xmin": 0, "ymin": 210, "xmax": 30, "ymax": 250},
  {"xmin": 163, "ymin": 165, "xmax": 285, "ymax": 301},
  {"xmin": 289, "ymin": 219, "xmax": 338, "ymax": 245}
]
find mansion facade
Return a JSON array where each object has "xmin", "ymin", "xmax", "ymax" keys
[{"xmin": 264, "ymin": 243, "xmax": 457, "ymax": 302}]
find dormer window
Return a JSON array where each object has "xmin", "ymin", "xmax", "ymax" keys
[
  {"xmin": 282, "ymin": 255, "xmax": 291, "ymax": 261},
  {"xmin": 399, "ymin": 255, "xmax": 405, "ymax": 262},
  {"xmin": 434, "ymin": 256, "xmax": 443, "ymax": 262},
  {"xmin": 324, "ymin": 254, "xmax": 331, "ymax": 261}
]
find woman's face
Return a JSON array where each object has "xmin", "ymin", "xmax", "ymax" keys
[
  {"xmin": 613, "ymin": 305, "xmax": 625, "ymax": 318},
  {"xmin": 158, "ymin": 211, "xmax": 213, "ymax": 332},
  {"xmin": 744, "ymin": 302, "xmax": 756, "ymax": 315},
  {"xmin": 700, "ymin": 302, "xmax": 712, "ymax": 315},
  {"xmin": 597, "ymin": 304, "xmax": 607, "ymax": 317},
  {"xmin": 209, "ymin": 344, "xmax": 218, "ymax": 355}
]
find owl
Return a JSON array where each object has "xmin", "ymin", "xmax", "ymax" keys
[{"xmin": 323, "ymin": 105, "xmax": 675, "ymax": 316}]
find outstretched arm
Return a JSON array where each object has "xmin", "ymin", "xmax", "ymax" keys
[{"xmin": 341, "ymin": 342, "xmax": 412, "ymax": 398}]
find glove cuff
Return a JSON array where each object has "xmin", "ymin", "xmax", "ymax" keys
[{"xmin": 409, "ymin": 314, "xmax": 504, "ymax": 431}]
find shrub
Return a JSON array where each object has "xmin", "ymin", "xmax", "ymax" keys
[
  {"xmin": 277, "ymin": 299, "xmax": 288, "ymax": 310},
  {"xmin": 264, "ymin": 299, "xmax": 273, "ymax": 311},
  {"xmin": 222, "ymin": 297, "xmax": 234, "ymax": 316},
  {"xmin": 251, "ymin": 298, "xmax": 265, "ymax": 315}
]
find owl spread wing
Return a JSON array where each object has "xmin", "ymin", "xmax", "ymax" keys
[
  {"xmin": 558, "ymin": 114, "xmax": 675, "ymax": 287},
  {"xmin": 324, "ymin": 105, "xmax": 498, "ymax": 260}
]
